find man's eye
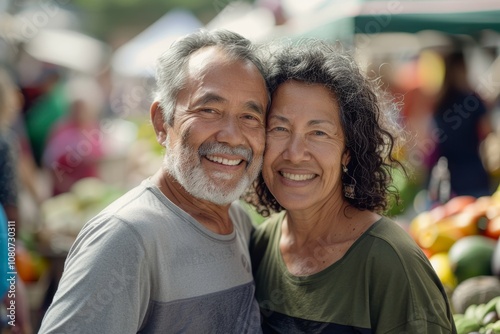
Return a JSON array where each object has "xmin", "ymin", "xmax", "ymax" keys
[
  {"xmin": 269, "ymin": 126, "xmax": 287, "ymax": 132},
  {"xmin": 200, "ymin": 108, "xmax": 216, "ymax": 113},
  {"xmin": 243, "ymin": 114, "xmax": 257, "ymax": 120},
  {"xmin": 241, "ymin": 114, "xmax": 264, "ymax": 127}
]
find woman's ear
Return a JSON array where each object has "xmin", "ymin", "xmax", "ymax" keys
[
  {"xmin": 150, "ymin": 101, "xmax": 167, "ymax": 146},
  {"xmin": 342, "ymin": 149, "xmax": 351, "ymax": 166}
]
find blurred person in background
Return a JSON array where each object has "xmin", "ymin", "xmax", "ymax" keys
[
  {"xmin": 21, "ymin": 65, "xmax": 69, "ymax": 167},
  {"xmin": 42, "ymin": 97, "xmax": 103, "ymax": 196},
  {"xmin": 0, "ymin": 68, "xmax": 21, "ymax": 224},
  {"xmin": 428, "ymin": 50, "xmax": 493, "ymax": 199},
  {"xmin": 0, "ymin": 204, "xmax": 33, "ymax": 334},
  {"xmin": 0, "ymin": 68, "xmax": 35, "ymax": 334},
  {"xmin": 38, "ymin": 29, "xmax": 269, "ymax": 333},
  {"xmin": 0, "ymin": 205, "xmax": 9, "ymax": 325},
  {"xmin": 0, "ymin": 67, "xmax": 44, "ymax": 226},
  {"xmin": 247, "ymin": 40, "xmax": 456, "ymax": 333}
]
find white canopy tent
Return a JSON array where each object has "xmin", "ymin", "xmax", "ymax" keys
[
  {"xmin": 109, "ymin": 9, "xmax": 203, "ymax": 119},
  {"xmin": 111, "ymin": 9, "xmax": 203, "ymax": 78},
  {"xmin": 23, "ymin": 28, "xmax": 110, "ymax": 74},
  {"xmin": 205, "ymin": 1, "xmax": 276, "ymax": 43}
]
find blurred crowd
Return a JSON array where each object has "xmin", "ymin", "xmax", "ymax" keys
[
  {"xmin": 0, "ymin": 7, "xmax": 160, "ymax": 333},
  {"xmin": 0, "ymin": 1, "xmax": 500, "ymax": 333},
  {"xmin": 0, "ymin": 54, "xmax": 110, "ymax": 333},
  {"xmin": 366, "ymin": 36, "xmax": 500, "ymax": 213}
]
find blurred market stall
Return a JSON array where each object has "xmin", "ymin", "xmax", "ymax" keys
[
  {"xmin": 111, "ymin": 8, "xmax": 202, "ymax": 78},
  {"xmin": 109, "ymin": 8, "xmax": 202, "ymax": 123},
  {"xmin": 263, "ymin": 0, "xmax": 500, "ymax": 43}
]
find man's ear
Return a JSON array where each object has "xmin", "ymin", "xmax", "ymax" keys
[{"xmin": 150, "ymin": 101, "xmax": 167, "ymax": 146}]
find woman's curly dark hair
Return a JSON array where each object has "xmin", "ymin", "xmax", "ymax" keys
[{"xmin": 243, "ymin": 39, "xmax": 406, "ymax": 217}]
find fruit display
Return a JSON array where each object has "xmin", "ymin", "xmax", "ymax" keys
[
  {"xmin": 16, "ymin": 242, "xmax": 48, "ymax": 283},
  {"xmin": 449, "ymin": 236, "xmax": 497, "ymax": 283},
  {"xmin": 452, "ymin": 276, "xmax": 500, "ymax": 314},
  {"xmin": 408, "ymin": 183, "xmax": 500, "ymax": 327},
  {"xmin": 408, "ymin": 186, "xmax": 500, "ymax": 291},
  {"xmin": 454, "ymin": 294, "xmax": 500, "ymax": 333},
  {"xmin": 410, "ymin": 183, "xmax": 500, "ymax": 254}
]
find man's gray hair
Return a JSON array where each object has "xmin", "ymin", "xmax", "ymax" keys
[{"xmin": 154, "ymin": 29, "xmax": 269, "ymax": 125}]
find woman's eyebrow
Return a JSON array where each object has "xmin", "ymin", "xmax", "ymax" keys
[
  {"xmin": 268, "ymin": 114, "xmax": 289, "ymax": 123},
  {"xmin": 308, "ymin": 119, "xmax": 335, "ymax": 127}
]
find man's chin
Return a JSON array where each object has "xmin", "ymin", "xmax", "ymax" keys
[
  {"xmin": 162, "ymin": 160, "xmax": 251, "ymax": 205},
  {"xmin": 192, "ymin": 180, "xmax": 249, "ymax": 205},
  {"xmin": 190, "ymin": 192, "xmax": 238, "ymax": 206}
]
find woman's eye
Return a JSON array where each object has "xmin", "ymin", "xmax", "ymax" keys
[
  {"xmin": 313, "ymin": 130, "xmax": 327, "ymax": 136},
  {"xmin": 200, "ymin": 108, "xmax": 216, "ymax": 113}
]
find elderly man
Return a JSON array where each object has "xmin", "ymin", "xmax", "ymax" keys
[{"xmin": 39, "ymin": 29, "xmax": 269, "ymax": 333}]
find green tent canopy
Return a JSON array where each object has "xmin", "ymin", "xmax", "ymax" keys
[
  {"xmin": 355, "ymin": 0, "xmax": 500, "ymax": 36},
  {"xmin": 277, "ymin": 0, "xmax": 500, "ymax": 42}
]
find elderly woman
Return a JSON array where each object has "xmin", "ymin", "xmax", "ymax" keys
[{"xmin": 247, "ymin": 40, "xmax": 456, "ymax": 333}]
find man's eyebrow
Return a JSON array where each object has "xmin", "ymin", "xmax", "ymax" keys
[
  {"xmin": 196, "ymin": 92, "xmax": 227, "ymax": 106},
  {"xmin": 245, "ymin": 101, "xmax": 264, "ymax": 115},
  {"xmin": 196, "ymin": 93, "xmax": 263, "ymax": 115}
]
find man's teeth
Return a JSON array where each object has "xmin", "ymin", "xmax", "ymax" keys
[
  {"xmin": 281, "ymin": 172, "xmax": 315, "ymax": 181},
  {"xmin": 206, "ymin": 155, "xmax": 242, "ymax": 166}
]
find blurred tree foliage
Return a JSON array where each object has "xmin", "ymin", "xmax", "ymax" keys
[{"xmin": 71, "ymin": 0, "xmax": 254, "ymax": 45}]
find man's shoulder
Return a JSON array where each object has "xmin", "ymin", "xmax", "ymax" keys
[
  {"xmin": 101, "ymin": 180, "xmax": 154, "ymax": 211},
  {"xmin": 99, "ymin": 179, "xmax": 179, "ymax": 223},
  {"xmin": 77, "ymin": 180, "xmax": 172, "ymax": 238}
]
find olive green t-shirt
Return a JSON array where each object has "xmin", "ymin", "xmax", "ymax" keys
[{"xmin": 251, "ymin": 212, "xmax": 457, "ymax": 333}]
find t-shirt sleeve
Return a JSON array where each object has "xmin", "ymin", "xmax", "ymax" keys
[
  {"xmin": 366, "ymin": 228, "xmax": 455, "ymax": 333},
  {"xmin": 38, "ymin": 216, "xmax": 151, "ymax": 334}
]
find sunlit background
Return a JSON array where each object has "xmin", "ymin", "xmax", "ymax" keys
[{"xmin": 1, "ymin": 0, "xmax": 500, "ymax": 331}]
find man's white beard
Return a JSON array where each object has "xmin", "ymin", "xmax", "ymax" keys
[{"xmin": 163, "ymin": 134, "xmax": 262, "ymax": 205}]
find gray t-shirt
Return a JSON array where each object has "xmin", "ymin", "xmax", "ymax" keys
[{"xmin": 39, "ymin": 179, "xmax": 261, "ymax": 333}]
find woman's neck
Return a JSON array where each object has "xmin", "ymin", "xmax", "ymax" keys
[{"xmin": 280, "ymin": 204, "xmax": 380, "ymax": 276}]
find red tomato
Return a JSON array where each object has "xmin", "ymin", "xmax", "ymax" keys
[{"xmin": 485, "ymin": 216, "xmax": 500, "ymax": 240}]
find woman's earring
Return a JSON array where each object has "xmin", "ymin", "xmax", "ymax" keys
[{"xmin": 342, "ymin": 164, "xmax": 356, "ymax": 199}]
